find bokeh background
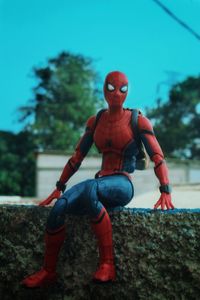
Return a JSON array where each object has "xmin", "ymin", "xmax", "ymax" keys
[{"xmin": 0, "ymin": 0, "xmax": 200, "ymax": 207}]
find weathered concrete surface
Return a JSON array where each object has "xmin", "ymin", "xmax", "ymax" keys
[{"xmin": 0, "ymin": 205, "xmax": 200, "ymax": 300}]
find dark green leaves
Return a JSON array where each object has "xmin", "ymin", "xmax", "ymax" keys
[{"xmin": 147, "ymin": 76, "xmax": 200, "ymax": 159}]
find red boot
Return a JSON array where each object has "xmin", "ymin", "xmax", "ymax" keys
[
  {"xmin": 91, "ymin": 208, "xmax": 116, "ymax": 283},
  {"xmin": 21, "ymin": 225, "xmax": 66, "ymax": 288}
]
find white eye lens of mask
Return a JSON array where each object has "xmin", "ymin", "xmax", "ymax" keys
[
  {"xmin": 120, "ymin": 85, "xmax": 128, "ymax": 93},
  {"xmin": 107, "ymin": 83, "xmax": 115, "ymax": 91}
]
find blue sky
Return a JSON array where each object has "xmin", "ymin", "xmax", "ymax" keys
[{"xmin": 0, "ymin": 0, "xmax": 200, "ymax": 132}]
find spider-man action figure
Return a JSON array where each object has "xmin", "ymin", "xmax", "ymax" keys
[{"xmin": 22, "ymin": 71, "xmax": 174, "ymax": 288}]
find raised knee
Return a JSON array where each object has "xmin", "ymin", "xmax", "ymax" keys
[
  {"xmin": 84, "ymin": 180, "xmax": 97, "ymax": 202},
  {"xmin": 47, "ymin": 197, "xmax": 67, "ymax": 230}
]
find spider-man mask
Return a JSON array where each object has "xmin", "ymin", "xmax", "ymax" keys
[{"xmin": 104, "ymin": 71, "xmax": 128, "ymax": 108}]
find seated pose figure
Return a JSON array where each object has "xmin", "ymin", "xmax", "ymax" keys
[{"xmin": 21, "ymin": 71, "xmax": 174, "ymax": 288}]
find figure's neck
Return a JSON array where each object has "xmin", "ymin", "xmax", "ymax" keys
[{"xmin": 107, "ymin": 106, "xmax": 124, "ymax": 121}]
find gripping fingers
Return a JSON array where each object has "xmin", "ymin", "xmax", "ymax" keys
[
  {"xmin": 38, "ymin": 195, "xmax": 53, "ymax": 206},
  {"xmin": 154, "ymin": 197, "xmax": 162, "ymax": 209},
  {"xmin": 169, "ymin": 198, "xmax": 174, "ymax": 209},
  {"xmin": 154, "ymin": 194, "xmax": 174, "ymax": 210},
  {"xmin": 161, "ymin": 198, "xmax": 165, "ymax": 210},
  {"xmin": 166, "ymin": 194, "xmax": 174, "ymax": 210},
  {"xmin": 165, "ymin": 197, "xmax": 171, "ymax": 210},
  {"xmin": 38, "ymin": 189, "xmax": 61, "ymax": 206}
]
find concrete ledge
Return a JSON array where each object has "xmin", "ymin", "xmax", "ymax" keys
[{"xmin": 1, "ymin": 205, "xmax": 200, "ymax": 300}]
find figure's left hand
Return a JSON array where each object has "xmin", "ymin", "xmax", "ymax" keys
[{"xmin": 154, "ymin": 193, "xmax": 174, "ymax": 210}]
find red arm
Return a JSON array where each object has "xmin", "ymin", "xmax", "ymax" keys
[
  {"xmin": 58, "ymin": 115, "xmax": 96, "ymax": 185},
  {"xmin": 138, "ymin": 114, "xmax": 174, "ymax": 210},
  {"xmin": 39, "ymin": 115, "xmax": 96, "ymax": 206}
]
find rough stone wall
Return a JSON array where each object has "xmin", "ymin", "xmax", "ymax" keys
[{"xmin": 0, "ymin": 205, "xmax": 200, "ymax": 300}]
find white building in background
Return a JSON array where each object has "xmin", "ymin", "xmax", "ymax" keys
[{"xmin": 36, "ymin": 152, "xmax": 200, "ymax": 199}]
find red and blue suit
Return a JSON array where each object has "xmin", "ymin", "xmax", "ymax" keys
[{"xmin": 22, "ymin": 71, "xmax": 174, "ymax": 288}]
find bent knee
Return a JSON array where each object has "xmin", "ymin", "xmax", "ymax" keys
[
  {"xmin": 84, "ymin": 179, "xmax": 97, "ymax": 202},
  {"xmin": 47, "ymin": 197, "xmax": 67, "ymax": 230},
  {"xmin": 81, "ymin": 180, "xmax": 102, "ymax": 216}
]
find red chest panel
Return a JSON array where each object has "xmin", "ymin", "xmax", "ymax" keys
[
  {"xmin": 93, "ymin": 110, "xmax": 133, "ymax": 155},
  {"xmin": 93, "ymin": 109, "xmax": 137, "ymax": 175}
]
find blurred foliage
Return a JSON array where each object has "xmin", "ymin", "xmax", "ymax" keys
[
  {"xmin": 0, "ymin": 52, "xmax": 102, "ymax": 196},
  {"xmin": 146, "ymin": 76, "xmax": 200, "ymax": 159},
  {"xmin": 18, "ymin": 51, "xmax": 103, "ymax": 151},
  {"xmin": 0, "ymin": 131, "xmax": 35, "ymax": 196},
  {"xmin": 1, "ymin": 206, "xmax": 200, "ymax": 300}
]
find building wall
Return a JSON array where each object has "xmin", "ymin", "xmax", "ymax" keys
[{"xmin": 36, "ymin": 152, "xmax": 200, "ymax": 198}]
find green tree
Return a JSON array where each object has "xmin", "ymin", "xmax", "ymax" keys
[
  {"xmin": 1, "ymin": 52, "xmax": 102, "ymax": 196},
  {"xmin": 0, "ymin": 131, "xmax": 21, "ymax": 195},
  {"xmin": 147, "ymin": 76, "xmax": 200, "ymax": 159},
  {"xmin": 19, "ymin": 52, "xmax": 103, "ymax": 151},
  {"xmin": 0, "ymin": 130, "xmax": 35, "ymax": 196}
]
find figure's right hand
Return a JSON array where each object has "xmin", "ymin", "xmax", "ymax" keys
[{"xmin": 38, "ymin": 189, "xmax": 61, "ymax": 206}]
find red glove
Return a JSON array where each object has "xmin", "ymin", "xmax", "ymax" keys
[
  {"xmin": 154, "ymin": 192, "xmax": 174, "ymax": 210},
  {"xmin": 38, "ymin": 189, "xmax": 61, "ymax": 206}
]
